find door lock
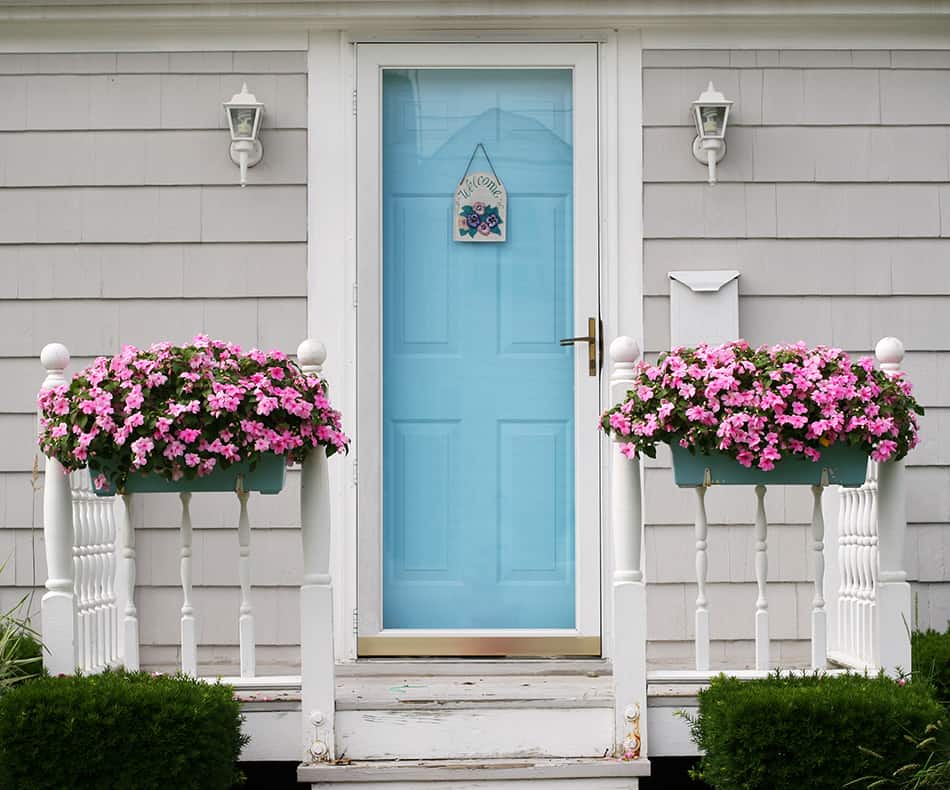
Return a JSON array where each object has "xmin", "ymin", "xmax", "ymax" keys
[{"xmin": 559, "ymin": 317, "xmax": 600, "ymax": 377}]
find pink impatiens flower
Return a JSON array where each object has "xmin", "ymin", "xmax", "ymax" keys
[{"xmin": 36, "ymin": 334, "xmax": 350, "ymax": 491}]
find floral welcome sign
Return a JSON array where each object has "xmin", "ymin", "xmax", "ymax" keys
[{"xmin": 454, "ymin": 172, "xmax": 507, "ymax": 242}]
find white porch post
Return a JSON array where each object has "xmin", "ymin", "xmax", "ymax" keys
[
  {"xmin": 39, "ymin": 343, "xmax": 78, "ymax": 676},
  {"xmin": 609, "ymin": 337, "xmax": 647, "ymax": 760},
  {"xmin": 298, "ymin": 339, "xmax": 336, "ymax": 763},
  {"xmin": 874, "ymin": 337, "xmax": 912, "ymax": 677}
]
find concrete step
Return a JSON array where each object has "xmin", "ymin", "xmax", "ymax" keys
[{"xmin": 298, "ymin": 757, "xmax": 650, "ymax": 789}]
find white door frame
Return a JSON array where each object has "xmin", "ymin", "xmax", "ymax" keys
[
  {"xmin": 306, "ymin": 30, "xmax": 644, "ymax": 661},
  {"xmin": 354, "ymin": 42, "xmax": 601, "ymax": 656}
]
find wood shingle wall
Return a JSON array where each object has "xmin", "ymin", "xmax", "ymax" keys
[
  {"xmin": 0, "ymin": 49, "xmax": 307, "ymax": 674},
  {"xmin": 642, "ymin": 49, "xmax": 950, "ymax": 668}
]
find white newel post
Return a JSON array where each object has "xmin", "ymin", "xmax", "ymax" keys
[
  {"xmin": 874, "ymin": 337, "xmax": 912, "ymax": 677},
  {"xmin": 609, "ymin": 337, "xmax": 647, "ymax": 761},
  {"xmin": 39, "ymin": 343, "xmax": 78, "ymax": 675},
  {"xmin": 298, "ymin": 339, "xmax": 336, "ymax": 763}
]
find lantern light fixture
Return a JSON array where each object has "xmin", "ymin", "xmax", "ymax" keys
[
  {"xmin": 690, "ymin": 81, "xmax": 733, "ymax": 185},
  {"xmin": 223, "ymin": 83, "xmax": 264, "ymax": 187}
]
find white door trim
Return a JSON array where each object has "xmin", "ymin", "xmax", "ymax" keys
[
  {"xmin": 354, "ymin": 42, "xmax": 601, "ymax": 654},
  {"xmin": 307, "ymin": 30, "xmax": 643, "ymax": 661}
]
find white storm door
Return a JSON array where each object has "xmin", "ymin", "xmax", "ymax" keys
[{"xmin": 356, "ymin": 43, "xmax": 601, "ymax": 656}]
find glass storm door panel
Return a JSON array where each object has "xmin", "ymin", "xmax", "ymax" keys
[
  {"xmin": 356, "ymin": 44, "xmax": 601, "ymax": 655},
  {"xmin": 382, "ymin": 68, "xmax": 576, "ymax": 629}
]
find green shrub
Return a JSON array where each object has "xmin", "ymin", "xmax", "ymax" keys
[
  {"xmin": 913, "ymin": 628, "xmax": 950, "ymax": 707},
  {"xmin": 687, "ymin": 672, "xmax": 944, "ymax": 790},
  {"xmin": 0, "ymin": 669, "xmax": 248, "ymax": 790}
]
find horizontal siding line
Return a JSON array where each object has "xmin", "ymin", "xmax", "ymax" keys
[
  {"xmin": 643, "ymin": 123, "xmax": 950, "ymax": 130},
  {"xmin": 0, "ymin": 183, "xmax": 307, "ymax": 189},
  {"xmin": 0, "ymin": 240, "xmax": 305, "ymax": 248},
  {"xmin": 0, "ymin": 127, "xmax": 308, "ymax": 134},
  {"xmin": 644, "ymin": 122, "xmax": 950, "ymax": 129},
  {"xmin": 0, "ymin": 183, "xmax": 307, "ymax": 191},
  {"xmin": 0, "ymin": 71, "xmax": 306, "ymax": 77},
  {"xmin": 0, "ymin": 128, "xmax": 307, "ymax": 135},
  {"xmin": 0, "ymin": 296, "xmax": 306, "ymax": 304},
  {"xmin": 0, "ymin": 241, "xmax": 308, "ymax": 248},
  {"xmin": 643, "ymin": 290, "xmax": 950, "ymax": 299},
  {"xmin": 0, "ymin": 240, "xmax": 304, "ymax": 247},
  {"xmin": 645, "ymin": 180, "xmax": 950, "ymax": 186},
  {"xmin": 642, "ymin": 236, "xmax": 949, "ymax": 241},
  {"xmin": 646, "ymin": 294, "xmax": 950, "ymax": 300},
  {"xmin": 643, "ymin": 66, "xmax": 950, "ymax": 71},
  {"xmin": 644, "ymin": 180, "xmax": 950, "ymax": 186},
  {"xmin": 644, "ymin": 464, "xmax": 950, "ymax": 472}
]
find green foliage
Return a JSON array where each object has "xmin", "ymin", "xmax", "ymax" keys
[
  {"xmin": 849, "ymin": 719, "xmax": 950, "ymax": 790},
  {"xmin": 0, "ymin": 568, "xmax": 44, "ymax": 693},
  {"xmin": 0, "ymin": 623, "xmax": 42, "ymax": 688},
  {"xmin": 913, "ymin": 628, "xmax": 950, "ymax": 707},
  {"xmin": 0, "ymin": 669, "xmax": 248, "ymax": 790},
  {"xmin": 687, "ymin": 672, "xmax": 944, "ymax": 790}
]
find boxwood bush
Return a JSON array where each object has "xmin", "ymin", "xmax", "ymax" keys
[
  {"xmin": 913, "ymin": 628, "xmax": 950, "ymax": 707},
  {"xmin": 688, "ymin": 672, "xmax": 944, "ymax": 790},
  {"xmin": 0, "ymin": 669, "xmax": 248, "ymax": 790}
]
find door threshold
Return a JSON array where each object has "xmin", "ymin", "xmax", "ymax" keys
[{"xmin": 337, "ymin": 657, "xmax": 612, "ymax": 677}]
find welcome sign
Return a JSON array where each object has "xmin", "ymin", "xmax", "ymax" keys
[{"xmin": 454, "ymin": 172, "xmax": 507, "ymax": 243}]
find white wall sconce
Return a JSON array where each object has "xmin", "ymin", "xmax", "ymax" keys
[
  {"xmin": 691, "ymin": 81, "xmax": 733, "ymax": 185},
  {"xmin": 223, "ymin": 83, "xmax": 264, "ymax": 187}
]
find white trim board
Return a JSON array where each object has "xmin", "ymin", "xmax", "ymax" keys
[{"xmin": 0, "ymin": 15, "xmax": 949, "ymax": 52}]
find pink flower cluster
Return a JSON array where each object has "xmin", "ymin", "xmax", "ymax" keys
[
  {"xmin": 39, "ymin": 335, "xmax": 349, "ymax": 491},
  {"xmin": 600, "ymin": 341, "xmax": 923, "ymax": 469}
]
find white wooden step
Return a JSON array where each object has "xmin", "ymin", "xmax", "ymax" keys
[
  {"xmin": 335, "ymin": 673, "xmax": 616, "ymax": 760},
  {"xmin": 298, "ymin": 757, "xmax": 650, "ymax": 789}
]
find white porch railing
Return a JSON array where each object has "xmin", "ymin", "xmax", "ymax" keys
[
  {"xmin": 39, "ymin": 334, "xmax": 912, "ymax": 765},
  {"xmin": 607, "ymin": 335, "xmax": 913, "ymax": 757},
  {"xmin": 38, "ymin": 338, "xmax": 336, "ymax": 764}
]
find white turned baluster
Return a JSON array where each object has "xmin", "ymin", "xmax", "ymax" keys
[
  {"xmin": 236, "ymin": 483, "xmax": 256, "ymax": 678},
  {"xmin": 39, "ymin": 343, "xmax": 78, "ymax": 676},
  {"xmin": 74, "ymin": 490, "xmax": 87, "ymax": 671},
  {"xmin": 93, "ymin": 485, "xmax": 107, "ymax": 670},
  {"xmin": 694, "ymin": 486, "xmax": 710, "ymax": 671},
  {"xmin": 298, "ymin": 339, "xmax": 336, "ymax": 763},
  {"xmin": 179, "ymin": 492, "xmax": 197, "ymax": 676},
  {"xmin": 104, "ymin": 496, "xmax": 117, "ymax": 666},
  {"xmin": 753, "ymin": 485, "xmax": 769, "ymax": 671},
  {"xmin": 837, "ymin": 488, "xmax": 853, "ymax": 660},
  {"xmin": 856, "ymin": 478, "xmax": 870, "ymax": 661},
  {"xmin": 609, "ymin": 337, "xmax": 647, "ymax": 760},
  {"xmin": 867, "ymin": 462, "xmax": 880, "ymax": 665},
  {"xmin": 875, "ymin": 337, "xmax": 911, "ymax": 677},
  {"xmin": 810, "ymin": 483, "xmax": 827, "ymax": 669},
  {"xmin": 120, "ymin": 493, "xmax": 139, "ymax": 670}
]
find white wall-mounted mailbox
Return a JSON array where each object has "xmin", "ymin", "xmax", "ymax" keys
[{"xmin": 668, "ymin": 270, "xmax": 741, "ymax": 348}]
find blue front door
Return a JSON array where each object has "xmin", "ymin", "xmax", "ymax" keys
[{"xmin": 382, "ymin": 68, "xmax": 577, "ymax": 631}]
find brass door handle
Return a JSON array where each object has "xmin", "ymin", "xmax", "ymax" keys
[{"xmin": 559, "ymin": 317, "xmax": 599, "ymax": 377}]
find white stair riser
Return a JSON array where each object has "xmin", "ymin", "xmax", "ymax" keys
[
  {"xmin": 336, "ymin": 708, "xmax": 614, "ymax": 760},
  {"xmin": 311, "ymin": 781, "xmax": 639, "ymax": 789}
]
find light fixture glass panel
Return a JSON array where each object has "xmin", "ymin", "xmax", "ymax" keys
[
  {"xmin": 699, "ymin": 106, "xmax": 725, "ymax": 137},
  {"xmin": 230, "ymin": 107, "xmax": 258, "ymax": 140}
]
